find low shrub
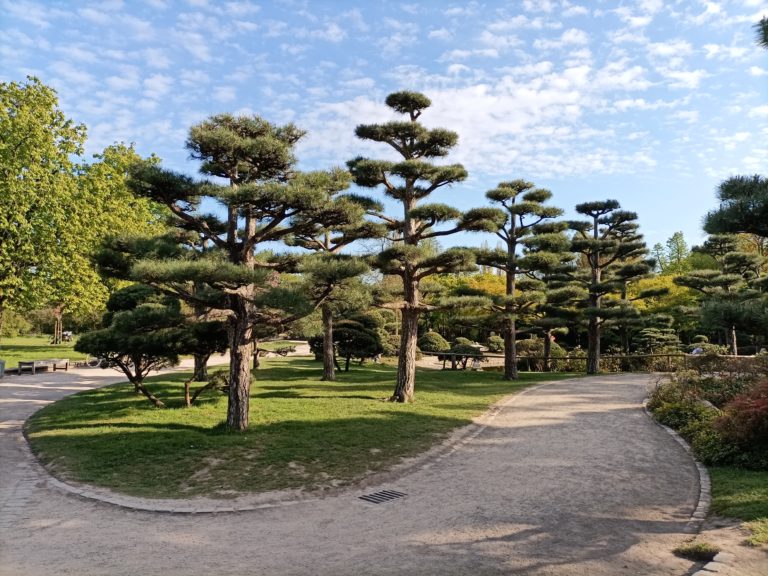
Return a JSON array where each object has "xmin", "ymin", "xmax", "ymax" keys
[
  {"xmin": 650, "ymin": 372, "xmax": 768, "ymax": 469},
  {"xmin": 486, "ymin": 334, "xmax": 504, "ymax": 353},
  {"xmin": 715, "ymin": 380, "xmax": 768, "ymax": 469},
  {"xmin": 418, "ymin": 331, "xmax": 450, "ymax": 353}
]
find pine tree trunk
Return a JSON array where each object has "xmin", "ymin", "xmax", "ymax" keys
[
  {"xmin": 504, "ymin": 234, "xmax": 518, "ymax": 380},
  {"xmin": 504, "ymin": 319, "xmax": 518, "ymax": 380},
  {"xmin": 543, "ymin": 331, "xmax": 552, "ymax": 372},
  {"xmin": 227, "ymin": 302, "xmax": 254, "ymax": 432},
  {"xmin": 730, "ymin": 325, "xmax": 738, "ymax": 356},
  {"xmin": 321, "ymin": 303, "xmax": 335, "ymax": 381},
  {"xmin": 184, "ymin": 379, "xmax": 192, "ymax": 407},
  {"xmin": 131, "ymin": 378, "xmax": 165, "ymax": 407},
  {"xmin": 587, "ymin": 316, "xmax": 600, "ymax": 374},
  {"xmin": 392, "ymin": 307, "xmax": 419, "ymax": 402},
  {"xmin": 193, "ymin": 354, "xmax": 209, "ymax": 382}
]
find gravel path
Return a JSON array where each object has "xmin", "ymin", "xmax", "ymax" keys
[{"xmin": 0, "ymin": 366, "xmax": 743, "ymax": 575}]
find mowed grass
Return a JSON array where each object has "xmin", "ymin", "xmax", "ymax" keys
[
  {"xmin": 709, "ymin": 468, "xmax": 768, "ymax": 545},
  {"xmin": 0, "ymin": 335, "xmax": 79, "ymax": 370},
  {"xmin": 26, "ymin": 357, "xmax": 575, "ymax": 499}
]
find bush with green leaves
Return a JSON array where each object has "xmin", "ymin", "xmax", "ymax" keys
[
  {"xmin": 486, "ymin": 334, "xmax": 504, "ymax": 353},
  {"xmin": 418, "ymin": 331, "xmax": 450, "ymax": 353},
  {"xmin": 515, "ymin": 337, "xmax": 566, "ymax": 371},
  {"xmin": 649, "ymin": 370, "xmax": 767, "ymax": 469},
  {"xmin": 715, "ymin": 380, "xmax": 768, "ymax": 469}
]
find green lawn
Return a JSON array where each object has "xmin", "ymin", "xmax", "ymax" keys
[
  {"xmin": 0, "ymin": 335, "xmax": 79, "ymax": 370},
  {"xmin": 26, "ymin": 357, "xmax": 575, "ymax": 499},
  {"xmin": 710, "ymin": 468, "xmax": 768, "ymax": 545}
]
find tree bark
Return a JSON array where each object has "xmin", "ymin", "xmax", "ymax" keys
[
  {"xmin": 193, "ymin": 353, "xmax": 209, "ymax": 382},
  {"xmin": 587, "ymin": 316, "xmax": 600, "ymax": 374},
  {"xmin": 184, "ymin": 379, "xmax": 192, "ymax": 407},
  {"xmin": 543, "ymin": 331, "xmax": 552, "ymax": 372},
  {"xmin": 730, "ymin": 325, "xmax": 738, "ymax": 356},
  {"xmin": 321, "ymin": 303, "xmax": 335, "ymax": 381},
  {"xmin": 227, "ymin": 300, "xmax": 254, "ymax": 431},
  {"xmin": 131, "ymin": 378, "xmax": 165, "ymax": 407},
  {"xmin": 392, "ymin": 307, "xmax": 419, "ymax": 402},
  {"xmin": 503, "ymin": 229, "xmax": 518, "ymax": 380}
]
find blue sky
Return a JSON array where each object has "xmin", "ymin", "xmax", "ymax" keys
[{"xmin": 3, "ymin": 0, "xmax": 767, "ymax": 250}]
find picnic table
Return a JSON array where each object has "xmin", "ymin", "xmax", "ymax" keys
[{"xmin": 17, "ymin": 358, "xmax": 69, "ymax": 375}]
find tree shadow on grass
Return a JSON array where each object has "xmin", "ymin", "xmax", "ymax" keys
[{"xmin": 27, "ymin": 410, "xmax": 469, "ymax": 498}]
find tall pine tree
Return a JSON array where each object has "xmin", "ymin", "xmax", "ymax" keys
[
  {"xmin": 348, "ymin": 91, "xmax": 496, "ymax": 402},
  {"xmin": 565, "ymin": 200, "xmax": 653, "ymax": 373},
  {"xmin": 129, "ymin": 115, "xmax": 355, "ymax": 430},
  {"xmin": 474, "ymin": 180, "xmax": 567, "ymax": 379}
]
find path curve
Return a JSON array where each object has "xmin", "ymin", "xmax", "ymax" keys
[{"xmin": 2, "ymin": 369, "xmax": 706, "ymax": 575}]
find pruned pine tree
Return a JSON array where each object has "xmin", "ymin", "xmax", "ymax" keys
[
  {"xmin": 348, "ymin": 91, "xmax": 498, "ymax": 402},
  {"xmin": 675, "ymin": 234, "xmax": 764, "ymax": 354},
  {"xmin": 75, "ymin": 285, "xmax": 185, "ymax": 407},
  {"xmin": 474, "ymin": 180, "xmax": 567, "ymax": 379},
  {"xmin": 566, "ymin": 200, "xmax": 653, "ymax": 374},
  {"xmin": 704, "ymin": 175, "xmax": 768, "ymax": 238},
  {"xmin": 129, "ymin": 115, "xmax": 356, "ymax": 431},
  {"xmin": 288, "ymin": 173, "xmax": 386, "ymax": 381},
  {"xmin": 97, "ymin": 230, "xmax": 224, "ymax": 384},
  {"xmin": 756, "ymin": 16, "xmax": 768, "ymax": 49},
  {"xmin": 301, "ymin": 255, "xmax": 371, "ymax": 380}
]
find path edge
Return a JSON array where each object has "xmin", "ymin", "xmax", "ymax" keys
[{"xmin": 21, "ymin": 377, "xmax": 567, "ymax": 515}]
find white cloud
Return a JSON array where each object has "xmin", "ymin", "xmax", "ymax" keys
[
  {"xmin": 224, "ymin": 1, "xmax": 259, "ymax": 16},
  {"xmin": 341, "ymin": 77, "xmax": 376, "ymax": 90},
  {"xmin": 647, "ymin": 39, "xmax": 693, "ymax": 58},
  {"xmin": 377, "ymin": 18, "xmax": 419, "ymax": 56},
  {"xmin": 176, "ymin": 31, "xmax": 211, "ymax": 61},
  {"xmin": 309, "ymin": 22, "xmax": 347, "ymax": 42},
  {"xmin": 659, "ymin": 68, "xmax": 708, "ymax": 89},
  {"xmin": 180, "ymin": 69, "xmax": 209, "ymax": 86},
  {"xmin": 703, "ymin": 43, "xmax": 749, "ymax": 60},
  {"xmin": 749, "ymin": 66, "xmax": 768, "ymax": 76},
  {"xmin": 672, "ymin": 110, "xmax": 700, "ymax": 123},
  {"xmin": 563, "ymin": 3, "xmax": 589, "ymax": 17},
  {"xmin": 689, "ymin": 1, "xmax": 725, "ymax": 25},
  {"xmin": 428, "ymin": 28, "xmax": 453, "ymax": 40},
  {"xmin": 106, "ymin": 67, "xmax": 140, "ymax": 91},
  {"xmin": 533, "ymin": 28, "xmax": 589, "ymax": 50},
  {"xmin": 479, "ymin": 31, "xmax": 523, "ymax": 50},
  {"xmin": 3, "ymin": 0, "xmax": 55, "ymax": 28},
  {"xmin": 748, "ymin": 105, "xmax": 768, "ymax": 118},
  {"xmin": 79, "ymin": 7, "xmax": 111, "ymax": 25},
  {"xmin": 440, "ymin": 48, "xmax": 499, "ymax": 61},
  {"xmin": 144, "ymin": 47, "xmax": 172, "ymax": 69},
  {"xmin": 143, "ymin": 73, "xmax": 173, "ymax": 99},
  {"xmin": 48, "ymin": 61, "xmax": 96, "ymax": 89},
  {"xmin": 522, "ymin": 0, "xmax": 554, "ymax": 13},
  {"xmin": 213, "ymin": 86, "xmax": 236, "ymax": 102}
]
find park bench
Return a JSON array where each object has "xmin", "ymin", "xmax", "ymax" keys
[{"xmin": 17, "ymin": 358, "xmax": 69, "ymax": 375}]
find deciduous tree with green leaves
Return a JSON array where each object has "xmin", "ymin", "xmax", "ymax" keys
[
  {"xmin": 0, "ymin": 77, "xmax": 162, "ymax": 342},
  {"xmin": 348, "ymin": 91, "xmax": 497, "ymax": 402}
]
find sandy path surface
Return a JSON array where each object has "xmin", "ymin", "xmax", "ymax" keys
[{"xmin": 0, "ymin": 366, "xmax": 761, "ymax": 575}]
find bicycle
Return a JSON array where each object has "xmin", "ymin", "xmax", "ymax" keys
[{"xmin": 84, "ymin": 355, "xmax": 108, "ymax": 368}]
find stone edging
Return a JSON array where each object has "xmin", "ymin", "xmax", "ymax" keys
[
  {"xmin": 22, "ymin": 378, "xmax": 564, "ymax": 515},
  {"xmin": 642, "ymin": 400, "xmax": 738, "ymax": 575}
]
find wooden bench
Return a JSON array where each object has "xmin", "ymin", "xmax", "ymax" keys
[{"xmin": 18, "ymin": 358, "xmax": 69, "ymax": 375}]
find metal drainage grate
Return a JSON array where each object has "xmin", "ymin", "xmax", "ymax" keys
[{"xmin": 358, "ymin": 490, "xmax": 407, "ymax": 504}]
